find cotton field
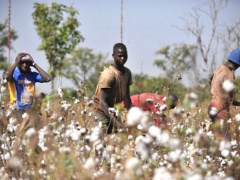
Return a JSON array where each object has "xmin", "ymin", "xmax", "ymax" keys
[{"xmin": 0, "ymin": 88, "xmax": 240, "ymax": 180}]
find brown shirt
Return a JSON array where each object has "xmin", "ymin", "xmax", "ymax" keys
[
  {"xmin": 210, "ymin": 64, "xmax": 234, "ymax": 119},
  {"xmin": 93, "ymin": 65, "xmax": 132, "ymax": 113}
]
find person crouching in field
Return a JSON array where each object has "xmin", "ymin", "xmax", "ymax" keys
[
  {"xmin": 93, "ymin": 43, "xmax": 132, "ymax": 134},
  {"xmin": 122, "ymin": 93, "xmax": 178, "ymax": 127},
  {"xmin": 208, "ymin": 49, "xmax": 240, "ymax": 139}
]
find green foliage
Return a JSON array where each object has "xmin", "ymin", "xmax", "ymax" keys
[
  {"xmin": 32, "ymin": 2, "xmax": 84, "ymax": 91},
  {"xmin": 0, "ymin": 19, "xmax": 18, "ymax": 70},
  {"xmin": 61, "ymin": 47, "xmax": 110, "ymax": 96},
  {"xmin": 154, "ymin": 44, "xmax": 198, "ymax": 81}
]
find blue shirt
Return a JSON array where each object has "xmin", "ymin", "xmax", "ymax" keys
[{"xmin": 13, "ymin": 68, "xmax": 42, "ymax": 110}]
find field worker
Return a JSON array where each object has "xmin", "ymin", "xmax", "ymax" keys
[
  {"xmin": 208, "ymin": 48, "xmax": 240, "ymax": 139},
  {"xmin": 3, "ymin": 52, "xmax": 51, "ymax": 112},
  {"xmin": 122, "ymin": 92, "xmax": 178, "ymax": 126},
  {"xmin": 93, "ymin": 43, "xmax": 132, "ymax": 134}
]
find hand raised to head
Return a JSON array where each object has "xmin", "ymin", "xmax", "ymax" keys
[{"xmin": 15, "ymin": 52, "xmax": 27, "ymax": 64}]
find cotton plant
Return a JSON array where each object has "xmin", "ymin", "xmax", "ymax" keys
[
  {"xmin": 222, "ymin": 80, "xmax": 235, "ymax": 92},
  {"xmin": 58, "ymin": 87, "xmax": 64, "ymax": 98}
]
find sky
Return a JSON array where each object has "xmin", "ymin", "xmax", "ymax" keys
[{"xmin": 0, "ymin": 0, "xmax": 240, "ymax": 93}]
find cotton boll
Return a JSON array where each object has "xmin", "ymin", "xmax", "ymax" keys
[
  {"xmin": 221, "ymin": 149, "xmax": 230, "ymax": 157},
  {"xmin": 168, "ymin": 138, "xmax": 181, "ymax": 150},
  {"xmin": 58, "ymin": 88, "xmax": 64, "ymax": 98},
  {"xmin": 22, "ymin": 112, "xmax": 29, "ymax": 121},
  {"xmin": 186, "ymin": 128, "xmax": 193, "ymax": 135},
  {"xmin": 1, "ymin": 78, "xmax": 7, "ymax": 84},
  {"xmin": 156, "ymin": 131, "xmax": 170, "ymax": 146},
  {"xmin": 59, "ymin": 146, "xmax": 71, "ymax": 153},
  {"xmin": 189, "ymin": 92, "xmax": 198, "ymax": 100},
  {"xmin": 137, "ymin": 124, "xmax": 144, "ymax": 130},
  {"xmin": 58, "ymin": 117, "xmax": 64, "ymax": 122},
  {"xmin": 235, "ymin": 114, "xmax": 240, "ymax": 123},
  {"xmin": 160, "ymin": 104, "xmax": 167, "ymax": 111},
  {"xmin": 8, "ymin": 156, "xmax": 22, "ymax": 169},
  {"xmin": 90, "ymin": 126, "xmax": 102, "ymax": 143},
  {"xmin": 135, "ymin": 140, "xmax": 150, "ymax": 160},
  {"xmin": 148, "ymin": 125, "xmax": 161, "ymax": 138},
  {"xmin": 219, "ymin": 140, "xmax": 231, "ymax": 157},
  {"xmin": 168, "ymin": 149, "xmax": 181, "ymax": 163},
  {"xmin": 186, "ymin": 174, "xmax": 203, "ymax": 180},
  {"xmin": 4, "ymin": 152, "xmax": 10, "ymax": 160},
  {"xmin": 9, "ymin": 102, "xmax": 19, "ymax": 111},
  {"xmin": 5, "ymin": 110, "xmax": 12, "ymax": 117},
  {"xmin": 153, "ymin": 167, "xmax": 173, "ymax": 180},
  {"xmin": 125, "ymin": 157, "xmax": 141, "ymax": 171},
  {"xmin": 126, "ymin": 107, "xmax": 144, "ymax": 126},
  {"xmin": 222, "ymin": 80, "xmax": 234, "ymax": 92},
  {"xmin": 1, "ymin": 86, "xmax": 6, "ymax": 93},
  {"xmin": 140, "ymin": 111, "xmax": 151, "ymax": 130},
  {"xmin": 25, "ymin": 127, "xmax": 37, "ymax": 138},
  {"xmin": 70, "ymin": 130, "xmax": 80, "ymax": 141},
  {"xmin": 84, "ymin": 96, "xmax": 88, "ymax": 102},
  {"xmin": 209, "ymin": 107, "xmax": 217, "ymax": 116},
  {"xmin": 74, "ymin": 99, "xmax": 80, "ymax": 104}
]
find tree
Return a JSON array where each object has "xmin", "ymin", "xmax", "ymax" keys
[
  {"xmin": 32, "ymin": 2, "xmax": 84, "ymax": 93},
  {"xmin": 221, "ymin": 20, "xmax": 240, "ymax": 57},
  {"xmin": 181, "ymin": 0, "xmax": 232, "ymax": 78},
  {"xmin": 154, "ymin": 0, "xmax": 240, "ymax": 87},
  {"xmin": 0, "ymin": 19, "xmax": 18, "ymax": 71},
  {"xmin": 61, "ymin": 47, "xmax": 110, "ymax": 96},
  {"xmin": 154, "ymin": 44, "xmax": 199, "ymax": 86}
]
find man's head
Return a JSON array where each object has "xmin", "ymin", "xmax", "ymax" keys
[
  {"xmin": 166, "ymin": 93, "xmax": 178, "ymax": 109},
  {"xmin": 227, "ymin": 49, "xmax": 240, "ymax": 69},
  {"xmin": 112, "ymin": 43, "xmax": 128, "ymax": 66},
  {"xmin": 16, "ymin": 53, "xmax": 33, "ymax": 74}
]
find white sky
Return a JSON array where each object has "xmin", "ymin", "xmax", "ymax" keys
[{"xmin": 0, "ymin": 0, "xmax": 240, "ymax": 93}]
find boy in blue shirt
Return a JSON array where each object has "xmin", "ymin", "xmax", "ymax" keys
[{"xmin": 4, "ymin": 52, "xmax": 51, "ymax": 111}]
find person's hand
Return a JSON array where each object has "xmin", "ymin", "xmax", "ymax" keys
[
  {"xmin": 15, "ymin": 52, "xmax": 27, "ymax": 64},
  {"xmin": 20, "ymin": 53, "xmax": 35, "ymax": 66}
]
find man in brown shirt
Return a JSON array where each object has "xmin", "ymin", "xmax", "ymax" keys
[
  {"xmin": 208, "ymin": 48, "xmax": 240, "ymax": 139},
  {"xmin": 93, "ymin": 43, "xmax": 132, "ymax": 134}
]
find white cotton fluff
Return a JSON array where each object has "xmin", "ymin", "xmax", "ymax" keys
[
  {"xmin": 59, "ymin": 146, "xmax": 71, "ymax": 153},
  {"xmin": 148, "ymin": 125, "xmax": 161, "ymax": 138},
  {"xmin": 168, "ymin": 149, "xmax": 181, "ymax": 163},
  {"xmin": 186, "ymin": 128, "xmax": 193, "ymax": 135},
  {"xmin": 125, "ymin": 157, "xmax": 141, "ymax": 170},
  {"xmin": 209, "ymin": 107, "xmax": 218, "ymax": 116},
  {"xmin": 140, "ymin": 111, "xmax": 151, "ymax": 130},
  {"xmin": 153, "ymin": 167, "xmax": 173, "ymax": 180},
  {"xmin": 22, "ymin": 112, "xmax": 29, "ymax": 121},
  {"xmin": 83, "ymin": 157, "xmax": 95, "ymax": 169},
  {"xmin": 5, "ymin": 110, "xmax": 12, "ymax": 117},
  {"xmin": 25, "ymin": 127, "xmax": 37, "ymax": 138},
  {"xmin": 189, "ymin": 92, "xmax": 198, "ymax": 100},
  {"xmin": 8, "ymin": 156, "xmax": 22, "ymax": 169},
  {"xmin": 156, "ymin": 131, "xmax": 170, "ymax": 146},
  {"xmin": 0, "ymin": 86, "xmax": 6, "ymax": 93},
  {"xmin": 74, "ymin": 99, "xmax": 80, "ymax": 104},
  {"xmin": 160, "ymin": 104, "xmax": 167, "ymax": 111},
  {"xmin": 90, "ymin": 126, "xmax": 102, "ymax": 143},
  {"xmin": 135, "ymin": 140, "xmax": 150, "ymax": 160},
  {"xmin": 235, "ymin": 114, "xmax": 240, "ymax": 123},
  {"xmin": 58, "ymin": 88, "xmax": 64, "ymax": 98},
  {"xmin": 222, "ymin": 80, "xmax": 235, "ymax": 92},
  {"xmin": 126, "ymin": 107, "xmax": 144, "ymax": 126}
]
